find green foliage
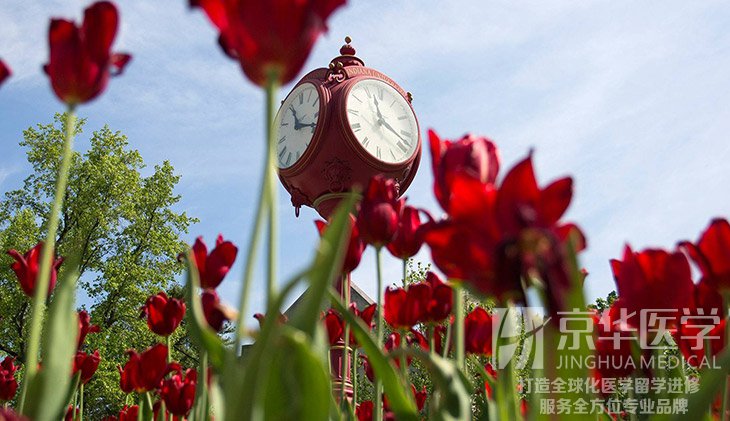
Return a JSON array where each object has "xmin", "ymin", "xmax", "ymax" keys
[{"xmin": 0, "ymin": 113, "xmax": 197, "ymax": 418}]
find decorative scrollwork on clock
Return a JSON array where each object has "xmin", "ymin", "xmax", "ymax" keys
[{"xmin": 323, "ymin": 158, "xmax": 351, "ymax": 193}]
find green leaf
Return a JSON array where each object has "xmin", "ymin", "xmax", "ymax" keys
[
  {"xmin": 328, "ymin": 288, "xmax": 419, "ymax": 421},
  {"xmin": 262, "ymin": 326, "xmax": 332, "ymax": 421},
  {"xmin": 397, "ymin": 348, "xmax": 473, "ymax": 421},
  {"xmin": 289, "ymin": 193, "xmax": 357, "ymax": 336},
  {"xmin": 23, "ymin": 264, "xmax": 80, "ymax": 421}
]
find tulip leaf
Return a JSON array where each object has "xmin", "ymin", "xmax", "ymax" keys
[
  {"xmin": 289, "ymin": 193, "xmax": 357, "ymax": 336},
  {"xmin": 328, "ymin": 288, "xmax": 419, "ymax": 420},
  {"xmin": 262, "ymin": 326, "xmax": 332, "ymax": 421},
  {"xmin": 24, "ymin": 262, "xmax": 79, "ymax": 421},
  {"xmin": 663, "ymin": 348, "xmax": 730, "ymax": 421},
  {"xmin": 396, "ymin": 348, "xmax": 473, "ymax": 421},
  {"xmin": 184, "ymin": 254, "xmax": 228, "ymax": 371}
]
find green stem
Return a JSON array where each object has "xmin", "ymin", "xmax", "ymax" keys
[
  {"xmin": 137, "ymin": 394, "xmax": 144, "ymax": 421},
  {"xmin": 166, "ymin": 335, "xmax": 172, "ymax": 364},
  {"xmin": 454, "ymin": 282, "xmax": 465, "ymax": 371},
  {"xmin": 18, "ymin": 107, "xmax": 76, "ymax": 413},
  {"xmin": 399, "ymin": 330, "xmax": 408, "ymax": 380},
  {"xmin": 340, "ymin": 275, "xmax": 351, "ymax": 409},
  {"xmin": 352, "ymin": 348, "xmax": 358, "ymax": 405},
  {"xmin": 402, "ymin": 258, "xmax": 407, "ymax": 288},
  {"xmin": 374, "ymin": 247, "xmax": 384, "ymax": 421},
  {"xmin": 428, "ymin": 325, "xmax": 435, "ymax": 356},
  {"xmin": 196, "ymin": 351, "xmax": 209, "ymax": 420},
  {"xmin": 265, "ymin": 77, "xmax": 279, "ymax": 309},
  {"xmin": 78, "ymin": 383, "xmax": 84, "ymax": 421}
]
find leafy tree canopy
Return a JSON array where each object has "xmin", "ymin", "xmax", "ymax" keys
[{"xmin": 0, "ymin": 113, "xmax": 198, "ymax": 417}]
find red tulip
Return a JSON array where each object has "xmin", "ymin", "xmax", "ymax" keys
[
  {"xmin": 422, "ymin": 272, "xmax": 453, "ymax": 323},
  {"xmin": 680, "ymin": 218, "xmax": 730, "ymax": 291},
  {"xmin": 464, "ymin": 307, "xmax": 493, "ymax": 355},
  {"xmin": 192, "ymin": 234, "xmax": 238, "ymax": 289},
  {"xmin": 593, "ymin": 304, "xmax": 638, "ymax": 381},
  {"xmin": 73, "ymin": 349, "xmax": 101, "ymax": 384},
  {"xmin": 0, "ymin": 408, "xmax": 27, "ymax": 421},
  {"xmin": 384, "ymin": 283, "xmax": 430, "ymax": 329},
  {"xmin": 323, "ymin": 303, "xmax": 376, "ymax": 346},
  {"xmin": 7, "ymin": 242, "xmax": 63, "ymax": 298},
  {"xmin": 422, "ymin": 150, "xmax": 583, "ymax": 310},
  {"xmin": 386, "ymin": 205, "xmax": 424, "ymax": 259},
  {"xmin": 119, "ymin": 343, "xmax": 176, "ymax": 393},
  {"xmin": 201, "ymin": 290, "xmax": 229, "ymax": 332},
  {"xmin": 357, "ymin": 176, "xmax": 402, "ymax": 247},
  {"xmin": 190, "ymin": 0, "xmax": 346, "ymax": 87},
  {"xmin": 64, "ymin": 406, "xmax": 79, "ymax": 421},
  {"xmin": 44, "ymin": 1, "xmax": 131, "ymax": 105},
  {"xmin": 428, "ymin": 130, "xmax": 500, "ymax": 217},
  {"xmin": 77, "ymin": 310, "xmax": 101, "ymax": 349},
  {"xmin": 412, "ymin": 384, "xmax": 428, "ymax": 411},
  {"xmin": 674, "ymin": 280, "xmax": 726, "ymax": 367},
  {"xmin": 117, "ymin": 405, "xmax": 138, "ymax": 421},
  {"xmin": 141, "ymin": 292, "xmax": 186, "ymax": 337},
  {"xmin": 0, "ymin": 357, "xmax": 18, "ymax": 402},
  {"xmin": 610, "ymin": 245, "xmax": 694, "ymax": 328},
  {"xmin": 0, "ymin": 60, "xmax": 10, "ymax": 88},
  {"xmin": 161, "ymin": 368, "xmax": 197, "ymax": 417},
  {"xmin": 355, "ymin": 401, "xmax": 373, "ymax": 421},
  {"xmin": 315, "ymin": 215, "xmax": 365, "ymax": 274}
]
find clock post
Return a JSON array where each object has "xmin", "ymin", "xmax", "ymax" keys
[{"xmin": 276, "ymin": 38, "xmax": 422, "ymax": 403}]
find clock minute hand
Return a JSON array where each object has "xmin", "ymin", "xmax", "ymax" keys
[
  {"xmin": 379, "ymin": 118, "xmax": 406, "ymax": 142},
  {"xmin": 373, "ymin": 96, "xmax": 384, "ymax": 121},
  {"xmin": 289, "ymin": 105, "xmax": 303, "ymax": 130}
]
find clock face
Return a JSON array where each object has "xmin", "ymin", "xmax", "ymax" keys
[
  {"xmin": 345, "ymin": 79, "xmax": 418, "ymax": 164},
  {"xmin": 275, "ymin": 82, "xmax": 321, "ymax": 169}
]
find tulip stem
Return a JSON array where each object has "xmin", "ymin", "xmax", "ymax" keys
[
  {"xmin": 340, "ymin": 274, "xmax": 351, "ymax": 409},
  {"xmin": 233, "ymin": 75, "xmax": 280, "ymax": 351},
  {"xmin": 265, "ymin": 75, "xmax": 280, "ymax": 309},
  {"xmin": 374, "ymin": 246, "xmax": 384, "ymax": 421},
  {"xmin": 17, "ymin": 107, "xmax": 76, "ymax": 413},
  {"xmin": 428, "ymin": 325, "xmax": 435, "ymax": 355},
  {"xmin": 454, "ymin": 282, "xmax": 465, "ymax": 371},
  {"xmin": 352, "ymin": 348, "xmax": 358, "ymax": 405},
  {"xmin": 399, "ymin": 330, "xmax": 408, "ymax": 380},
  {"xmin": 402, "ymin": 258, "xmax": 407, "ymax": 288},
  {"xmin": 167, "ymin": 335, "xmax": 172, "ymax": 364},
  {"xmin": 137, "ymin": 395, "xmax": 144, "ymax": 421},
  {"xmin": 78, "ymin": 383, "xmax": 84, "ymax": 421}
]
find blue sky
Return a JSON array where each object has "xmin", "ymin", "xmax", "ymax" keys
[{"xmin": 1, "ymin": 1, "xmax": 729, "ymax": 327}]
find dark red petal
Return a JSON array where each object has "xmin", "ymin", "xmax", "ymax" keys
[
  {"xmin": 189, "ymin": 0, "xmax": 229, "ymax": 32},
  {"xmin": 539, "ymin": 177, "xmax": 573, "ymax": 226},
  {"xmin": 0, "ymin": 59, "xmax": 10, "ymax": 87},
  {"xmin": 383, "ymin": 287, "xmax": 407, "ymax": 328},
  {"xmin": 360, "ymin": 304, "xmax": 377, "ymax": 328},
  {"xmin": 110, "ymin": 53, "xmax": 132, "ymax": 75},
  {"xmin": 496, "ymin": 154, "xmax": 540, "ymax": 232},
  {"xmin": 403, "ymin": 283, "xmax": 431, "ymax": 326},
  {"xmin": 82, "ymin": 1, "xmax": 118, "ymax": 63}
]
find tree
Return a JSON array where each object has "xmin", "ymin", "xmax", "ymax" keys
[{"xmin": 0, "ymin": 113, "xmax": 198, "ymax": 417}]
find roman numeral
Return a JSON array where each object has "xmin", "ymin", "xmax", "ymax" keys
[
  {"xmin": 396, "ymin": 141, "xmax": 409, "ymax": 153},
  {"xmin": 278, "ymin": 136, "xmax": 287, "ymax": 144},
  {"xmin": 397, "ymin": 115, "xmax": 408, "ymax": 120},
  {"xmin": 298, "ymin": 92, "xmax": 303, "ymax": 105},
  {"xmin": 313, "ymin": 97, "xmax": 319, "ymax": 106},
  {"xmin": 286, "ymin": 152, "xmax": 292, "ymax": 165},
  {"xmin": 314, "ymin": 111, "xmax": 319, "ymax": 118},
  {"xmin": 352, "ymin": 94, "xmax": 362, "ymax": 103},
  {"xmin": 348, "ymin": 108, "xmax": 359, "ymax": 115},
  {"xmin": 296, "ymin": 151, "xmax": 301, "ymax": 161},
  {"xmin": 278, "ymin": 146, "xmax": 287, "ymax": 158},
  {"xmin": 362, "ymin": 137, "xmax": 370, "ymax": 147},
  {"xmin": 307, "ymin": 90, "xmax": 312, "ymax": 102},
  {"xmin": 390, "ymin": 149, "xmax": 397, "ymax": 160},
  {"xmin": 378, "ymin": 88, "xmax": 384, "ymax": 100},
  {"xmin": 364, "ymin": 87, "xmax": 371, "ymax": 98},
  {"xmin": 390, "ymin": 99, "xmax": 396, "ymax": 107},
  {"xmin": 352, "ymin": 123, "xmax": 361, "ymax": 132},
  {"xmin": 400, "ymin": 130, "xmax": 412, "ymax": 138},
  {"xmin": 376, "ymin": 146, "xmax": 382, "ymax": 159}
]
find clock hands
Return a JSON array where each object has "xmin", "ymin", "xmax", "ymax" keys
[
  {"xmin": 373, "ymin": 96, "xmax": 407, "ymax": 143},
  {"xmin": 289, "ymin": 105, "xmax": 316, "ymax": 131}
]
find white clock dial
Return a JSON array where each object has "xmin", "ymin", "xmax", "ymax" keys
[
  {"xmin": 274, "ymin": 83, "xmax": 321, "ymax": 169},
  {"xmin": 345, "ymin": 79, "xmax": 418, "ymax": 164}
]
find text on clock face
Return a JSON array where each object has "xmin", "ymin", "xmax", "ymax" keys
[
  {"xmin": 345, "ymin": 79, "xmax": 418, "ymax": 164},
  {"xmin": 275, "ymin": 83, "xmax": 321, "ymax": 168}
]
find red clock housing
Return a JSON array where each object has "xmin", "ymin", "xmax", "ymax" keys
[{"xmin": 278, "ymin": 38, "xmax": 421, "ymax": 219}]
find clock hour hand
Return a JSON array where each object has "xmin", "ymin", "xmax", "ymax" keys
[
  {"xmin": 289, "ymin": 105, "xmax": 303, "ymax": 130},
  {"xmin": 373, "ymin": 96, "xmax": 384, "ymax": 121}
]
